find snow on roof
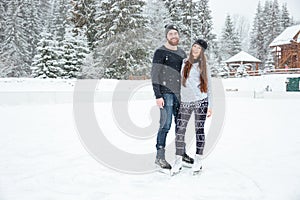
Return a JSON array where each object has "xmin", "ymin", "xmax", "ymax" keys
[
  {"xmin": 225, "ymin": 51, "xmax": 261, "ymax": 63},
  {"xmin": 269, "ymin": 24, "xmax": 300, "ymax": 47}
]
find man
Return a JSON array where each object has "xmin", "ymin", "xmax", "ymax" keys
[{"xmin": 151, "ymin": 24, "xmax": 194, "ymax": 170}]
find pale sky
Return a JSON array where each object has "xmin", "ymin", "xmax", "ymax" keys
[{"xmin": 209, "ymin": 0, "xmax": 300, "ymax": 35}]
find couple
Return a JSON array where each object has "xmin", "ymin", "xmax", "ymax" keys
[{"xmin": 151, "ymin": 24, "xmax": 212, "ymax": 175}]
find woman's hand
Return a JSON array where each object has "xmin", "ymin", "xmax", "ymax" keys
[{"xmin": 207, "ymin": 108, "xmax": 212, "ymax": 117}]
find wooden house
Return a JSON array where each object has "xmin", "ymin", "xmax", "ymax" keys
[{"xmin": 269, "ymin": 24, "xmax": 300, "ymax": 69}]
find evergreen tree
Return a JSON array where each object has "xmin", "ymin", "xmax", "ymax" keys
[
  {"xmin": 144, "ymin": 0, "xmax": 171, "ymax": 59},
  {"xmin": 144, "ymin": 0, "xmax": 171, "ymax": 47},
  {"xmin": 162, "ymin": 0, "xmax": 190, "ymax": 50},
  {"xmin": 52, "ymin": 0, "xmax": 69, "ymax": 42},
  {"xmin": 266, "ymin": 0, "xmax": 281, "ymax": 47},
  {"xmin": 0, "ymin": 0, "xmax": 11, "ymax": 78},
  {"xmin": 31, "ymin": 31, "xmax": 62, "ymax": 78},
  {"xmin": 233, "ymin": 14, "xmax": 250, "ymax": 52},
  {"xmin": 259, "ymin": 0, "xmax": 281, "ymax": 68},
  {"xmin": 209, "ymin": 40, "xmax": 224, "ymax": 77},
  {"xmin": 31, "ymin": 0, "xmax": 89, "ymax": 79},
  {"xmin": 78, "ymin": 53, "xmax": 103, "ymax": 79},
  {"xmin": 69, "ymin": 0, "xmax": 98, "ymax": 50},
  {"xmin": 163, "ymin": 0, "xmax": 216, "ymax": 51},
  {"xmin": 95, "ymin": 0, "xmax": 148, "ymax": 79},
  {"xmin": 264, "ymin": 51, "xmax": 275, "ymax": 70},
  {"xmin": 220, "ymin": 14, "xmax": 241, "ymax": 61},
  {"xmin": 0, "ymin": 0, "xmax": 7, "ymax": 44},
  {"xmin": 191, "ymin": 0, "xmax": 217, "ymax": 75},
  {"xmin": 25, "ymin": 0, "xmax": 42, "ymax": 61},
  {"xmin": 59, "ymin": 26, "xmax": 89, "ymax": 78},
  {"xmin": 280, "ymin": 3, "xmax": 291, "ymax": 31},
  {"xmin": 179, "ymin": 0, "xmax": 194, "ymax": 50},
  {"xmin": 163, "ymin": 0, "xmax": 181, "ymax": 23},
  {"xmin": 0, "ymin": 0, "xmax": 34, "ymax": 77},
  {"xmin": 250, "ymin": 1, "xmax": 265, "ymax": 68},
  {"xmin": 249, "ymin": 0, "xmax": 294, "ymax": 69},
  {"xmin": 192, "ymin": 0, "xmax": 216, "ymax": 50},
  {"xmin": 38, "ymin": 0, "xmax": 53, "ymax": 29}
]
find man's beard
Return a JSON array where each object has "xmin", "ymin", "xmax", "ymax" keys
[{"xmin": 167, "ymin": 38, "xmax": 179, "ymax": 46}]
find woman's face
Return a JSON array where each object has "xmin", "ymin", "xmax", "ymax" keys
[{"xmin": 192, "ymin": 44, "xmax": 202, "ymax": 59}]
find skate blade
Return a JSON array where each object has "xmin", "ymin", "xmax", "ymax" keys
[
  {"xmin": 192, "ymin": 171, "xmax": 201, "ymax": 175},
  {"xmin": 182, "ymin": 162, "xmax": 193, "ymax": 168},
  {"xmin": 155, "ymin": 166, "xmax": 171, "ymax": 175},
  {"xmin": 158, "ymin": 168, "xmax": 171, "ymax": 175},
  {"xmin": 170, "ymin": 171, "xmax": 180, "ymax": 176},
  {"xmin": 192, "ymin": 168, "xmax": 203, "ymax": 176},
  {"xmin": 170, "ymin": 168, "xmax": 182, "ymax": 176}
]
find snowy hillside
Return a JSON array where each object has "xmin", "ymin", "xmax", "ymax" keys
[{"xmin": 0, "ymin": 75, "xmax": 300, "ymax": 200}]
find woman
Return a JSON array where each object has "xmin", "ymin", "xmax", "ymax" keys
[{"xmin": 171, "ymin": 39, "xmax": 212, "ymax": 175}]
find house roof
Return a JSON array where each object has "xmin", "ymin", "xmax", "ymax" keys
[
  {"xmin": 225, "ymin": 51, "xmax": 261, "ymax": 63},
  {"xmin": 269, "ymin": 24, "xmax": 300, "ymax": 47}
]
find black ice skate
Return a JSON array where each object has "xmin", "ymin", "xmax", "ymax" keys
[
  {"xmin": 155, "ymin": 158, "xmax": 172, "ymax": 169},
  {"xmin": 155, "ymin": 158, "xmax": 172, "ymax": 175},
  {"xmin": 182, "ymin": 153, "xmax": 194, "ymax": 168}
]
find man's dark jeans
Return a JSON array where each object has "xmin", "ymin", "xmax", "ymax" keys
[{"xmin": 156, "ymin": 93, "xmax": 180, "ymax": 153}]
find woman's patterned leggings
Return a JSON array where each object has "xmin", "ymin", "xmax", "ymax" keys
[{"xmin": 175, "ymin": 98, "xmax": 208, "ymax": 155}]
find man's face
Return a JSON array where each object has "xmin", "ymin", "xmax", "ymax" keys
[{"xmin": 166, "ymin": 30, "xmax": 179, "ymax": 46}]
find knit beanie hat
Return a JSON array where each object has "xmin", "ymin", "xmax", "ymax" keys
[
  {"xmin": 165, "ymin": 24, "xmax": 179, "ymax": 37},
  {"xmin": 193, "ymin": 39, "xmax": 208, "ymax": 50}
]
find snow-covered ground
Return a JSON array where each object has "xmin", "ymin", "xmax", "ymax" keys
[{"xmin": 1, "ymin": 74, "xmax": 300, "ymax": 200}]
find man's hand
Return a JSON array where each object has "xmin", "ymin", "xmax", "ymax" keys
[{"xmin": 156, "ymin": 98, "xmax": 164, "ymax": 109}]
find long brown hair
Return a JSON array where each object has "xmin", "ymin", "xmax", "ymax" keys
[{"xmin": 182, "ymin": 46, "xmax": 208, "ymax": 93}]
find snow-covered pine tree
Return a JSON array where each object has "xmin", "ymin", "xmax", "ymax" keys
[
  {"xmin": 219, "ymin": 14, "xmax": 241, "ymax": 61},
  {"xmin": 38, "ymin": 0, "xmax": 53, "ymax": 29},
  {"xmin": 144, "ymin": 0, "xmax": 171, "ymax": 70},
  {"xmin": 59, "ymin": 26, "xmax": 89, "ymax": 78},
  {"xmin": 25, "ymin": 0, "xmax": 42, "ymax": 61},
  {"xmin": 250, "ymin": 0, "xmax": 294, "ymax": 69},
  {"xmin": 280, "ymin": 3, "xmax": 291, "ymax": 31},
  {"xmin": 31, "ymin": 0, "xmax": 66, "ymax": 78},
  {"xmin": 0, "ymin": 0, "xmax": 34, "ymax": 77},
  {"xmin": 163, "ymin": 0, "xmax": 216, "ymax": 52},
  {"xmin": 179, "ymin": 0, "xmax": 194, "ymax": 50},
  {"xmin": 190, "ymin": 0, "xmax": 218, "ymax": 76},
  {"xmin": 0, "ymin": 0, "xmax": 6, "ymax": 45},
  {"xmin": 52, "ymin": 0, "xmax": 69, "ymax": 42},
  {"xmin": 266, "ymin": 0, "xmax": 281, "ymax": 47},
  {"xmin": 264, "ymin": 51, "xmax": 275, "ymax": 71},
  {"xmin": 69, "ymin": 0, "xmax": 98, "ymax": 51},
  {"xmin": 192, "ymin": 0, "xmax": 216, "ymax": 50},
  {"xmin": 95, "ymin": 0, "xmax": 148, "ymax": 80},
  {"xmin": 0, "ymin": 0, "xmax": 7, "ymax": 77},
  {"xmin": 259, "ymin": 0, "xmax": 281, "ymax": 68},
  {"xmin": 31, "ymin": 31, "xmax": 62, "ymax": 78},
  {"xmin": 0, "ymin": 1, "xmax": 12, "ymax": 78},
  {"xmin": 209, "ymin": 40, "xmax": 224, "ymax": 77},
  {"xmin": 162, "ymin": 0, "xmax": 190, "ymax": 50},
  {"xmin": 162, "ymin": 0, "xmax": 172, "ymax": 9},
  {"xmin": 250, "ymin": 1, "xmax": 265, "ymax": 68},
  {"xmin": 232, "ymin": 14, "xmax": 250, "ymax": 52},
  {"xmin": 78, "ymin": 53, "xmax": 103, "ymax": 79},
  {"xmin": 144, "ymin": 0, "xmax": 171, "ymax": 49},
  {"xmin": 163, "ymin": 0, "xmax": 181, "ymax": 23}
]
